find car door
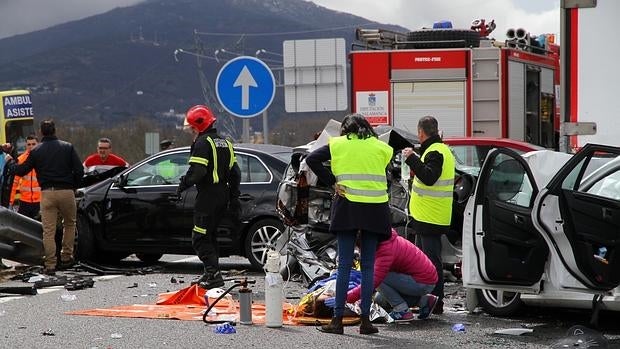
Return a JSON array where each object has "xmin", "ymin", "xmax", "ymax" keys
[
  {"xmin": 104, "ymin": 150, "xmax": 192, "ymax": 245},
  {"xmin": 538, "ymin": 144, "xmax": 620, "ymax": 292},
  {"xmin": 182, "ymin": 151, "xmax": 275, "ymax": 251},
  {"xmin": 463, "ymin": 148, "xmax": 549, "ymax": 293}
]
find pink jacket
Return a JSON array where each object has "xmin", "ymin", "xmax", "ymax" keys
[{"xmin": 347, "ymin": 230, "xmax": 438, "ymax": 303}]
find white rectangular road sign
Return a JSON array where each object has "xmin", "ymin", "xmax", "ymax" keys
[{"xmin": 283, "ymin": 38, "xmax": 347, "ymax": 112}]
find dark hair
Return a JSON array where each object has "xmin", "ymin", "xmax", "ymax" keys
[
  {"xmin": 40, "ymin": 119, "xmax": 56, "ymax": 136},
  {"xmin": 340, "ymin": 113, "xmax": 377, "ymax": 139},
  {"xmin": 26, "ymin": 134, "xmax": 38, "ymax": 141},
  {"xmin": 417, "ymin": 116, "xmax": 439, "ymax": 137}
]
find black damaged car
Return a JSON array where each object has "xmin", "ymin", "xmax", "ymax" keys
[{"xmin": 75, "ymin": 143, "xmax": 292, "ymax": 269}]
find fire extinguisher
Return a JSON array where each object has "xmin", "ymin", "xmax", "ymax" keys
[{"xmin": 264, "ymin": 250, "xmax": 283, "ymax": 328}]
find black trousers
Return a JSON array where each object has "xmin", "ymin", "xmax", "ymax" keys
[
  {"xmin": 18, "ymin": 201, "xmax": 40, "ymax": 219},
  {"xmin": 192, "ymin": 206, "xmax": 227, "ymax": 273},
  {"xmin": 415, "ymin": 233, "xmax": 444, "ymax": 300}
]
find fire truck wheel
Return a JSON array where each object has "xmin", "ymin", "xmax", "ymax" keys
[{"xmin": 406, "ymin": 29, "xmax": 481, "ymax": 49}]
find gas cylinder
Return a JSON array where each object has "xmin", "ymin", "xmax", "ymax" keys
[{"xmin": 264, "ymin": 250, "xmax": 283, "ymax": 328}]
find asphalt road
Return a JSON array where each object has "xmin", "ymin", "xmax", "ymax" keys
[{"xmin": 1, "ymin": 255, "xmax": 620, "ymax": 349}]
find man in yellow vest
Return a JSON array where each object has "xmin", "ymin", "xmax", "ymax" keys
[
  {"xmin": 9, "ymin": 135, "xmax": 41, "ymax": 219},
  {"xmin": 402, "ymin": 115, "xmax": 455, "ymax": 314}
]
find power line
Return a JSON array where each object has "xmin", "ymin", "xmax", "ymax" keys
[{"xmin": 194, "ymin": 22, "xmax": 374, "ymax": 37}]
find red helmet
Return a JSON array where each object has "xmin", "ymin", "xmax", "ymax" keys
[{"xmin": 185, "ymin": 105, "xmax": 216, "ymax": 133}]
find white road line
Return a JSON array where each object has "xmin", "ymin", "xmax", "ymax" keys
[{"xmin": 169, "ymin": 256, "xmax": 200, "ymax": 263}]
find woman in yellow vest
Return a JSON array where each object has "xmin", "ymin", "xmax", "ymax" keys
[
  {"xmin": 9, "ymin": 135, "xmax": 41, "ymax": 219},
  {"xmin": 402, "ymin": 115, "xmax": 455, "ymax": 315},
  {"xmin": 306, "ymin": 114, "xmax": 393, "ymax": 335}
]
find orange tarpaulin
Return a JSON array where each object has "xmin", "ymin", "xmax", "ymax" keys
[{"xmin": 66, "ymin": 285, "xmax": 324, "ymax": 325}]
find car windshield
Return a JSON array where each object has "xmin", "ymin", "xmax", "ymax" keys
[{"xmin": 450, "ymin": 145, "xmax": 531, "ymax": 177}]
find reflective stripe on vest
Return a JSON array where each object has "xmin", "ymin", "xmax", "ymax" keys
[
  {"xmin": 226, "ymin": 140, "xmax": 236, "ymax": 169},
  {"xmin": 409, "ymin": 142, "xmax": 455, "ymax": 226},
  {"xmin": 329, "ymin": 135, "xmax": 393, "ymax": 203},
  {"xmin": 206, "ymin": 137, "xmax": 219, "ymax": 183},
  {"xmin": 193, "ymin": 225, "xmax": 207, "ymax": 234}
]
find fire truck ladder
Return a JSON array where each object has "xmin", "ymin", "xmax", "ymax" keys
[{"xmin": 471, "ymin": 46, "xmax": 501, "ymax": 137}]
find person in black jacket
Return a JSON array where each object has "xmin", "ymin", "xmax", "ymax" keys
[
  {"xmin": 177, "ymin": 105, "xmax": 241, "ymax": 289},
  {"xmin": 11, "ymin": 120, "xmax": 83, "ymax": 275}
]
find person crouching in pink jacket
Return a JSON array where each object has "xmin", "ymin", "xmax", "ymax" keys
[{"xmin": 347, "ymin": 229, "xmax": 439, "ymax": 321}]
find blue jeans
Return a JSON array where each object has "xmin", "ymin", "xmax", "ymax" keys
[
  {"xmin": 377, "ymin": 272, "xmax": 435, "ymax": 312},
  {"xmin": 333, "ymin": 230, "xmax": 378, "ymax": 317}
]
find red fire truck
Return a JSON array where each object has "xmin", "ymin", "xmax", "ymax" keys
[{"xmin": 350, "ymin": 21, "xmax": 560, "ymax": 150}]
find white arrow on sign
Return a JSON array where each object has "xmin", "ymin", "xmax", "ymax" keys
[{"xmin": 233, "ymin": 65, "xmax": 258, "ymax": 110}]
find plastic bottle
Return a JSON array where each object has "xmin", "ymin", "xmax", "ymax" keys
[{"xmin": 264, "ymin": 250, "xmax": 283, "ymax": 328}]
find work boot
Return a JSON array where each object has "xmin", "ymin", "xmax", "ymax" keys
[
  {"xmin": 190, "ymin": 273, "xmax": 210, "ymax": 286},
  {"xmin": 57, "ymin": 258, "xmax": 75, "ymax": 270},
  {"xmin": 318, "ymin": 316, "xmax": 344, "ymax": 335},
  {"xmin": 359, "ymin": 315, "xmax": 378, "ymax": 335},
  {"xmin": 197, "ymin": 271, "xmax": 224, "ymax": 290}
]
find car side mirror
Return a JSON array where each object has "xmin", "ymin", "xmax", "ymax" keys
[{"xmin": 116, "ymin": 173, "xmax": 128, "ymax": 187}]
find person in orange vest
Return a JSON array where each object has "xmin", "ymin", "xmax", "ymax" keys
[{"xmin": 9, "ymin": 135, "xmax": 41, "ymax": 219}]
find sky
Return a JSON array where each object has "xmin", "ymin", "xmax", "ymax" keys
[{"xmin": 0, "ymin": 0, "xmax": 560, "ymax": 41}]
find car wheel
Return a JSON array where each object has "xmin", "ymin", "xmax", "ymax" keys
[
  {"xmin": 135, "ymin": 253, "xmax": 163, "ymax": 263},
  {"xmin": 476, "ymin": 288, "xmax": 523, "ymax": 316},
  {"xmin": 244, "ymin": 218, "xmax": 285, "ymax": 270},
  {"xmin": 75, "ymin": 214, "xmax": 97, "ymax": 262}
]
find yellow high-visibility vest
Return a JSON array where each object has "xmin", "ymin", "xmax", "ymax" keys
[
  {"xmin": 329, "ymin": 135, "xmax": 393, "ymax": 203},
  {"xmin": 409, "ymin": 142, "xmax": 455, "ymax": 226}
]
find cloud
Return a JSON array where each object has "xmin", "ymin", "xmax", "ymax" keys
[
  {"xmin": 0, "ymin": 0, "xmax": 561, "ymax": 42},
  {"xmin": 311, "ymin": 0, "xmax": 560, "ymax": 41},
  {"xmin": 0, "ymin": 0, "xmax": 144, "ymax": 39}
]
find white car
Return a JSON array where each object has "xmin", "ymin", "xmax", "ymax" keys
[{"xmin": 463, "ymin": 144, "xmax": 620, "ymax": 320}]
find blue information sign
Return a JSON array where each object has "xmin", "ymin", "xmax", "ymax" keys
[{"xmin": 216, "ymin": 56, "xmax": 275, "ymax": 118}]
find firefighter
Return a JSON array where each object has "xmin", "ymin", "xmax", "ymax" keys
[
  {"xmin": 176, "ymin": 105, "xmax": 241, "ymax": 289},
  {"xmin": 402, "ymin": 115, "xmax": 455, "ymax": 315},
  {"xmin": 9, "ymin": 135, "xmax": 41, "ymax": 219},
  {"xmin": 306, "ymin": 113, "xmax": 393, "ymax": 335}
]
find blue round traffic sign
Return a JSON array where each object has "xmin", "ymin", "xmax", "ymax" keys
[{"xmin": 215, "ymin": 56, "xmax": 275, "ymax": 118}]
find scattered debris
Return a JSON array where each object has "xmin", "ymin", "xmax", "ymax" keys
[
  {"xmin": 148, "ymin": 282, "xmax": 157, "ymax": 288},
  {"xmin": 213, "ymin": 322, "xmax": 236, "ymax": 334},
  {"xmin": 452, "ymin": 323, "xmax": 466, "ymax": 332},
  {"xmin": 550, "ymin": 325, "xmax": 609, "ymax": 349},
  {"xmin": 494, "ymin": 328, "xmax": 534, "ymax": 336},
  {"xmin": 0, "ymin": 285, "xmax": 37, "ymax": 295},
  {"xmin": 42, "ymin": 329, "xmax": 55, "ymax": 336},
  {"xmin": 127, "ymin": 283, "xmax": 138, "ymax": 288},
  {"xmin": 64, "ymin": 278, "xmax": 95, "ymax": 291},
  {"xmin": 110, "ymin": 333, "xmax": 123, "ymax": 339},
  {"xmin": 170, "ymin": 277, "xmax": 177, "ymax": 283},
  {"xmin": 60, "ymin": 294, "xmax": 77, "ymax": 302}
]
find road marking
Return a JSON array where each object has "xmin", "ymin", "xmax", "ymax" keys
[{"xmin": 170, "ymin": 256, "xmax": 200, "ymax": 263}]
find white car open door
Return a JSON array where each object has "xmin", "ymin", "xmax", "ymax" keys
[
  {"xmin": 463, "ymin": 148, "xmax": 548, "ymax": 294},
  {"xmin": 534, "ymin": 144, "xmax": 620, "ymax": 293},
  {"xmin": 465, "ymin": 144, "xmax": 620, "ymax": 295}
]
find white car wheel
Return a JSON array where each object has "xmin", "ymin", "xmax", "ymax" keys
[{"xmin": 476, "ymin": 289, "xmax": 522, "ymax": 316}]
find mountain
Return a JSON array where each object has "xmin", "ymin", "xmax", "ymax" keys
[{"xmin": 0, "ymin": 0, "xmax": 409, "ymax": 140}]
